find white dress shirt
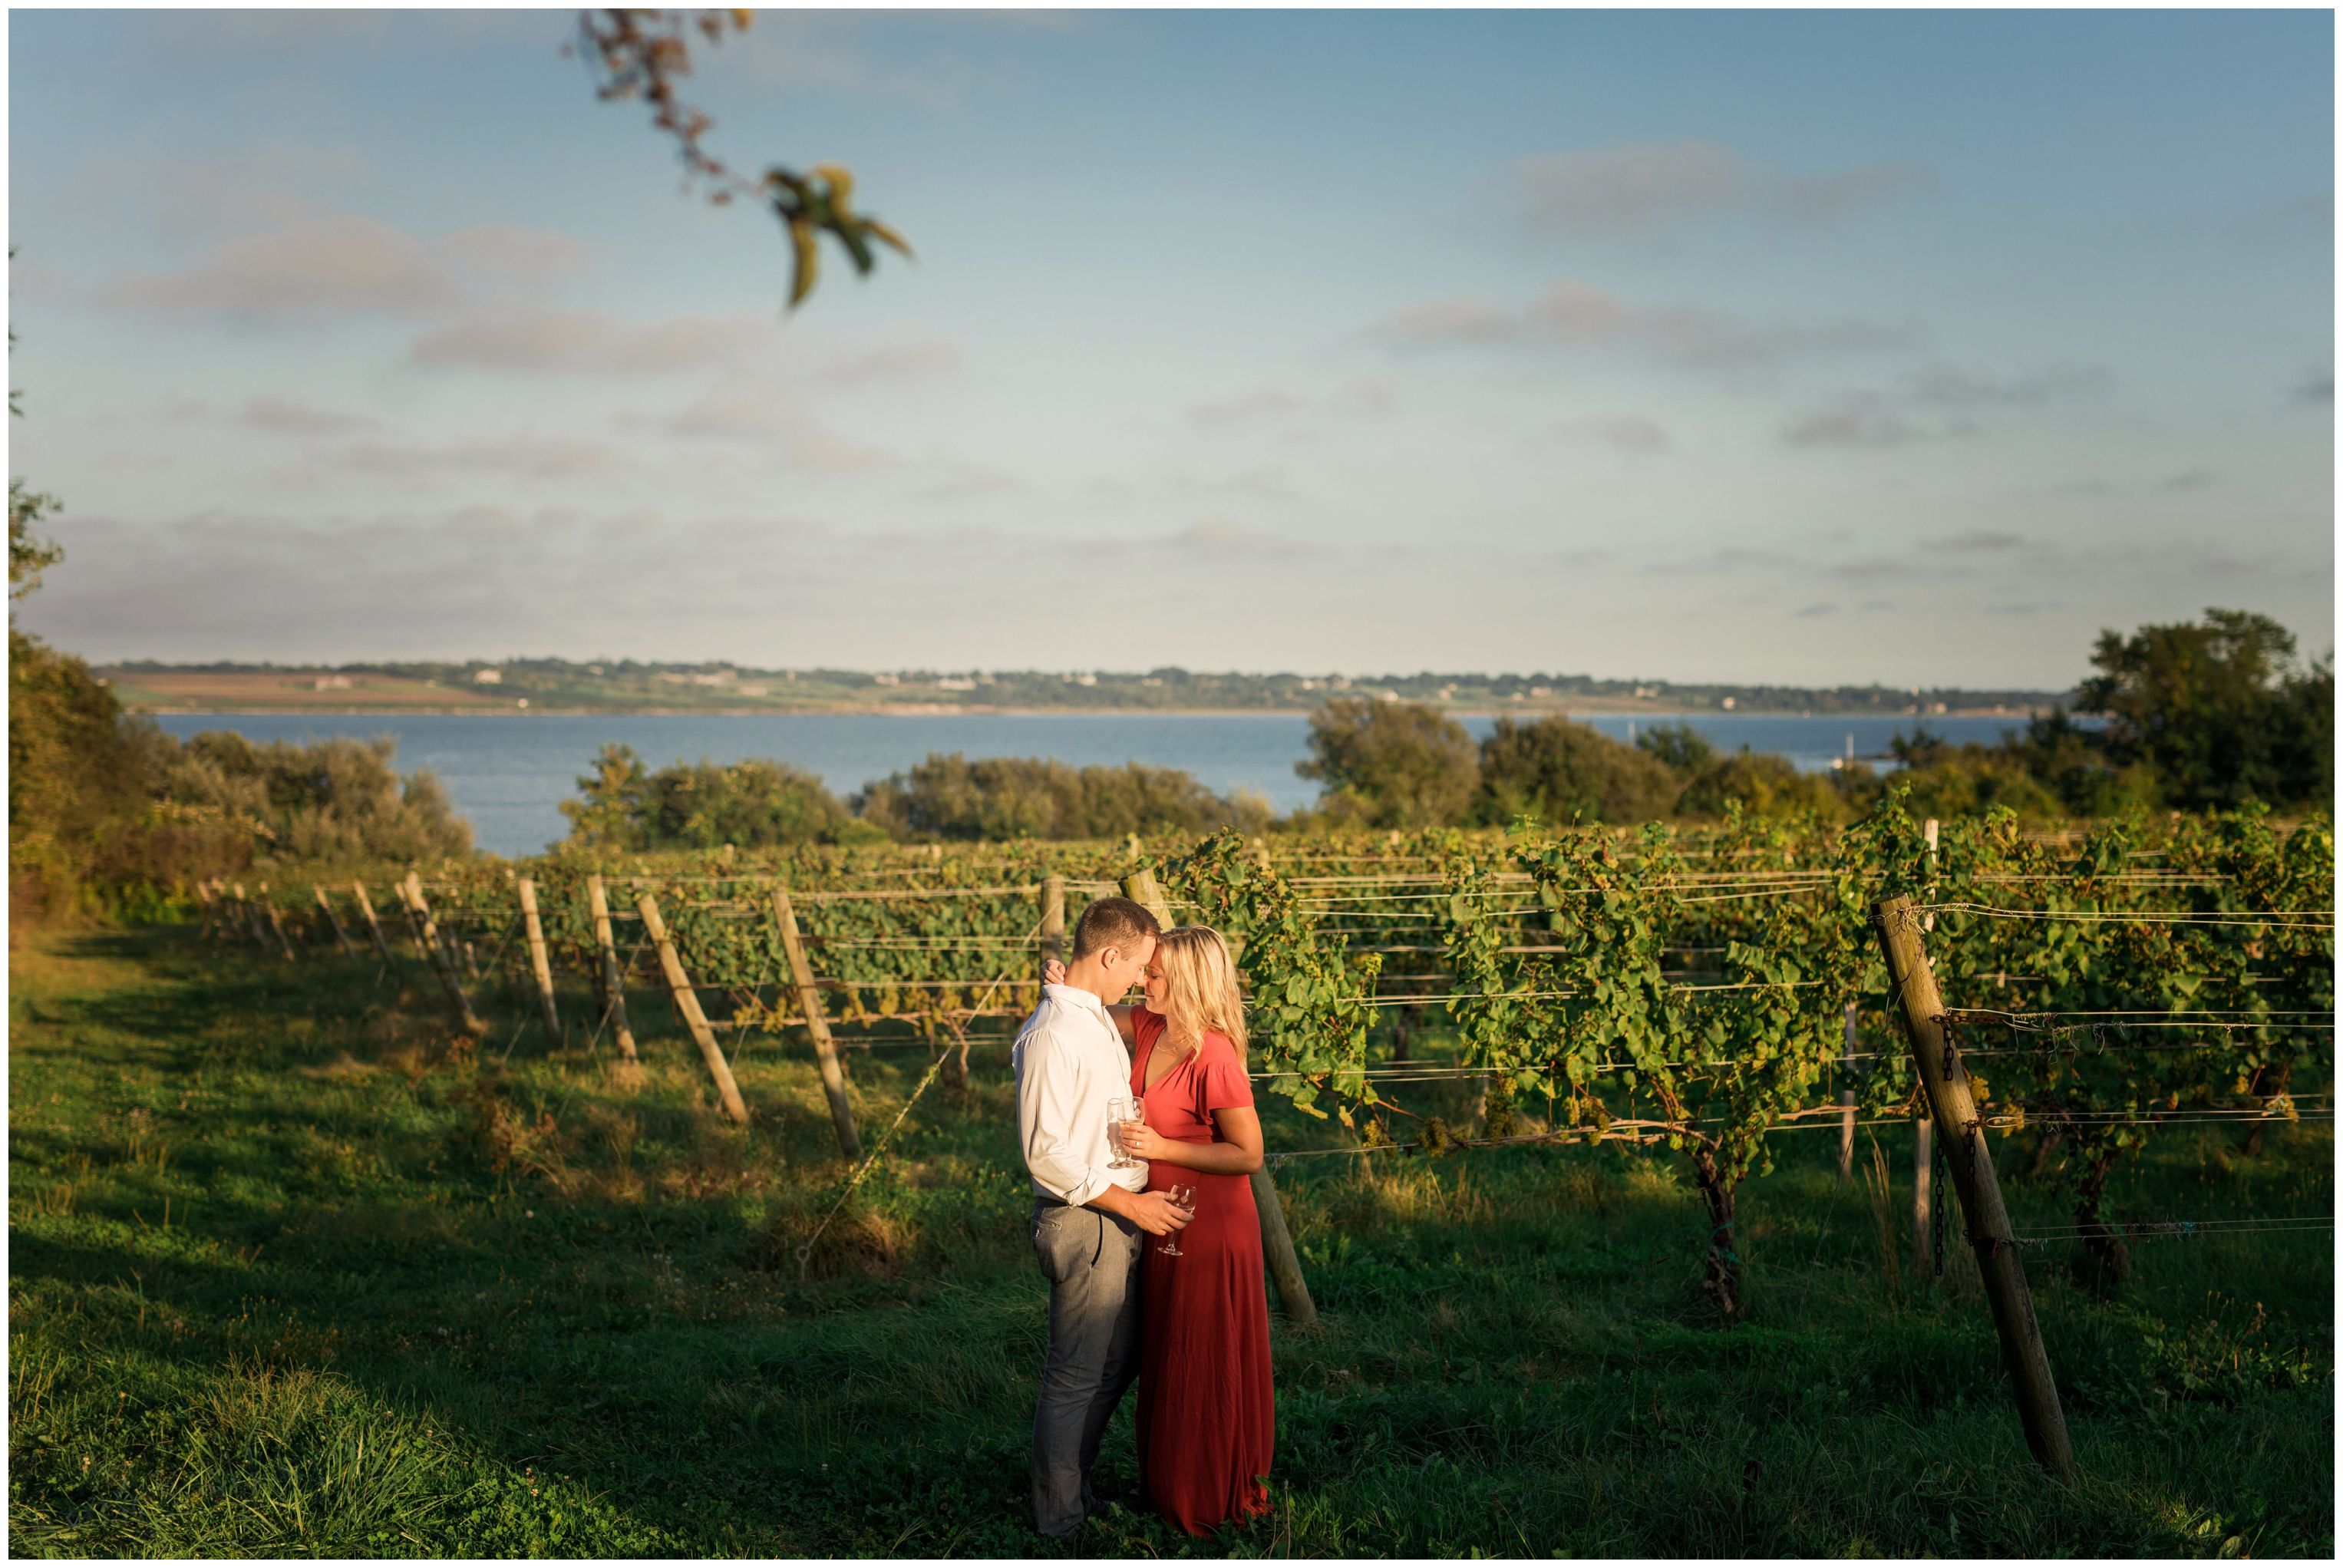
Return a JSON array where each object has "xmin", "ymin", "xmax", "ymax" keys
[{"xmin": 1012, "ymin": 983, "xmax": 1147, "ymax": 1206}]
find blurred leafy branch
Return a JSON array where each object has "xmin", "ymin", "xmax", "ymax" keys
[{"xmin": 570, "ymin": 8, "xmax": 912, "ymax": 309}]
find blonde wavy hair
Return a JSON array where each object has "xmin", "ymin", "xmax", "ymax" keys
[{"xmin": 1151, "ymin": 925, "xmax": 1249, "ymax": 1063}]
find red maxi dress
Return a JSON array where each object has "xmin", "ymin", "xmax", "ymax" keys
[{"xmin": 1130, "ymin": 1008, "xmax": 1275, "ymax": 1537}]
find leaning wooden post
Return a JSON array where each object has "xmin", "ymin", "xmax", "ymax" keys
[
  {"xmin": 584, "ymin": 876, "xmax": 639, "ymax": 1063},
  {"xmin": 516, "ymin": 876, "xmax": 563, "ymax": 1046},
  {"xmin": 404, "ymin": 873, "xmax": 488, "ymax": 1037},
  {"xmin": 1872, "ymin": 894, "xmax": 2075, "ymax": 1479},
  {"xmin": 391, "ymin": 876, "xmax": 432, "ymax": 964},
  {"xmin": 771, "ymin": 885, "xmax": 862, "ymax": 1160},
  {"xmin": 1838, "ymin": 1002, "xmax": 1858, "ymax": 1184},
  {"xmin": 350, "ymin": 881, "xmax": 394, "ymax": 963},
  {"xmin": 636, "ymin": 892, "xmax": 750, "ymax": 1126},
  {"xmin": 1123, "ymin": 868, "xmax": 1319, "ymax": 1329},
  {"xmin": 258, "ymin": 883, "xmax": 299, "ymax": 962},
  {"xmin": 313, "ymin": 886, "xmax": 357, "ymax": 956},
  {"xmin": 230, "ymin": 882, "xmax": 265, "ymax": 949}
]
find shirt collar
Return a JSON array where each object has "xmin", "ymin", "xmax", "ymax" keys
[{"xmin": 1041, "ymin": 983, "xmax": 1115, "ymax": 1024}]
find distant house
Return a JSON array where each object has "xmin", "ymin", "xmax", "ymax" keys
[
  {"xmin": 472, "ymin": 668, "xmax": 503, "ymax": 685},
  {"xmin": 312, "ymin": 675, "xmax": 354, "ymax": 691}
]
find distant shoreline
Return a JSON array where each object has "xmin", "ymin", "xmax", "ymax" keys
[{"xmin": 133, "ymin": 701, "xmax": 2058, "ymax": 721}]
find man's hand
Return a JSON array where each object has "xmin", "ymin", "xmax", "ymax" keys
[
  {"xmin": 1092, "ymin": 1184, "xmax": 1194, "ymax": 1236},
  {"xmin": 1127, "ymin": 1190, "xmax": 1196, "ymax": 1236}
]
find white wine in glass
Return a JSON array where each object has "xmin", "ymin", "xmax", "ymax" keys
[{"xmin": 1107, "ymin": 1098, "xmax": 1137, "ymax": 1170}]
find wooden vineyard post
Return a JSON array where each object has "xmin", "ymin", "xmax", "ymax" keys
[
  {"xmin": 232, "ymin": 882, "xmax": 267, "ymax": 949},
  {"xmin": 193, "ymin": 879, "xmax": 222, "ymax": 940},
  {"xmin": 1122, "ymin": 869, "xmax": 1319, "ymax": 1330},
  {"xmin": 404, "ymin": 873, "xmax": 488, "ymax": 1037},
  {"xmin": 1912, "ymin": 817, "xmax": 1942, "ymax": 1279},
  {"xmin": 1838, "ymin": 1002, "xmax": 1858, "ymax": 1184},
  {"xmin": 516, "ymin": 876, "xmax": 563, "ymax": 1046},
  {"xmin": 1915, "ymin": 1117, "xmax": 1936, "ymax": 1283},
  {"xmin": 1040, "ymin": 874, "xmax": 1067, "ymax": 992},
  {"xmin": 258, "ymin": 884, "xmax": 299, "ymax": 962},
  {"xmin": 391, "ymin": 876, "xmax": 432, "ymax": 965},
  {"xmin": 584, "ymin": 876, "xmax": 639, "ymax": 1063},
  {"xmin": 1872, "ymin": 895, "xmax": 2075, "ymax": 1480},
  {"xmin": 351, "ymin": 881, "xmax": 394, "ymax": 963},
  {"xmin": 771, "ymin": 885, "xmax": 862, "ymax": 1160},
  {"xmin": 314, "ymin": 886, "xmax": 357, "ymax": 956},
  {"xmin": 635, "ymin": 893, "xmax": 751, "ymax": 1126},
  {"xmin": 1922, "ymin": 818, "xmax": 1940, "ymax": 932}
]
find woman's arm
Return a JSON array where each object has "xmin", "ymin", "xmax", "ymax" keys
[{"xmin": 1120, "ymin": 1105, "xmax": 1263, "ymax": 1175}]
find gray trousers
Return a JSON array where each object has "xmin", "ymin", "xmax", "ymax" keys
[{"xmin": 1030, "ymin": 1197, "xmax": 1143, "ymax": 1539}]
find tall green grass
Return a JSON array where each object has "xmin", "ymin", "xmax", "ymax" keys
[{"xmin": 8, "ymin": 929, "xmax": 2331, "ymax": 1556}]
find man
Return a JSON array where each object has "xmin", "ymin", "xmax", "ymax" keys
[{"xmin": 1012, "ymin": 894, "xmax": 1192, "ymax": 1540}]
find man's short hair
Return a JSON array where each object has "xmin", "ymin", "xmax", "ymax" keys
[{"xmin": 1071, "ymin": 896, "xmax": 1160, "ymax": 960}]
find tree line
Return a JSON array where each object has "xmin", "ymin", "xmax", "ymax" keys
[
  {"xmin": 11, "ymin": 602, "xmax": 2328, "ymax": 915},
  {"xmin": 549, "ymin": 606, "xmax": 2331, "ymax": 851}
]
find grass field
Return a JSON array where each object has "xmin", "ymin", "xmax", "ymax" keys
[{"xmin": 8, "ymin": 926, "xmax": 2333, "ymax": 1556}]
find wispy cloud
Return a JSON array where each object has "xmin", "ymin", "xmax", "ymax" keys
[
  {"xmin": 1922, "ymin": 529, "xmax": 2029, "ymax": 553},
  {"xmin": 444, "ymin": 225, "xmax": 594, "ymax": 286},
  {"xmin": 107, "ymin": 214, "xmax": 464, "ymax": 315},
  {"xmin": 1784, "ymin": 361, "xmax": 2107, "ymax": 448},
  {"xmin": 2289, "ymin": 370, "xmax": 2333, "ymax": 405},
  {"xmin": 411, "ymin": 309, "xmax": 776, "ymax": 374},
  {"xmin": 1516, "ymin": 140, "xmax": 1935, "ymax": 235},
  {"xmin": 1370, "ymin": 279, "xmax": 1914, "ymax": 370},
  {"xmin": 820, "ymin": 338, "xmax": 963, "ymax": 388},
  {"xmin": 1780, "ymin": 408, "xmax": 1926, "ymax": 449},
  {"xmin": 1541, "ymin": 414, "xmax": 1671, "ymax": 453},
  {"xmin": 1161, "ymin": 518, "xmax": 1283, "ymax": 553},
  {"xmin": 1186, "ymin": 390, "xmax": 1302, "ymax": 429},
  {"xmin": 236, "ymin": 397, "xmax": 376, "ymax": 437}
]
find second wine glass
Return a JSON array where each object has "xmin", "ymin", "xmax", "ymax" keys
[{"xmin": 1158, "ymin": 1183, "xmax": 1196, "ymax": 1256}]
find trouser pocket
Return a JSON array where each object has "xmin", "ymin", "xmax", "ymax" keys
[{"xmin": 1032, "ymin": 1204, "xmax": 1099, "ymax": 1285}]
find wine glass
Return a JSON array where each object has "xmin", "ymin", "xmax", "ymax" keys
[
  {"xmin": 1107, "ymin": 1098, "xmax": 1137, "ymax": 1170},
  {"xmin": 1158, "ymin": 1183, "xmax": 1196, "ymax": 1256}
]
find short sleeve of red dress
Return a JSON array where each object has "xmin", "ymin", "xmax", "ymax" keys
[{"xmin": 1197, "ymin": 1033, "xmax": 1254, "ymax": 1114}]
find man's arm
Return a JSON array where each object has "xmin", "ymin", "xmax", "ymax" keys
[
  {"xmin": 1018, "ymin": 1025, "xmax": 1116, "ymax": 1207},
  {"xmin": 1090, "ymin": 1182, "xmax": 1194, "ymax": 1236}
]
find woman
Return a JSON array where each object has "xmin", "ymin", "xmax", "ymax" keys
[{"xmin": 1044, "ymin": 925, "xmax": 1274, "ymax": 1537}]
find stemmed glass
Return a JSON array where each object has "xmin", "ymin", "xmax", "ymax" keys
[
  {"xmin": 1158, "ymin": 1184, "xmax": 1196, "ymax": 1256},
  {"xmin": 1107, "ymin": 1098, "xmax": 1140, "ymax": 1170}
]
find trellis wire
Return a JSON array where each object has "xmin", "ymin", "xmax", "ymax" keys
[{"xmin": 1919, "ymin": 902, "xmax": 2335, "ymax": 931}]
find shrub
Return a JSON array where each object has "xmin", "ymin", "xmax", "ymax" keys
[
  {"xmin": 1472, "ymin": 716, "xmax": 1680, "ymax": 827},
  {"xmin": 158, "ymin": 731, "xmax": 473, "ymax": 864},
  {"xmin": 850, "ymin": 753, "xmax": 1269, "ymax": 841},
  {"xmin": 560, "ymin": 744, "xmax": 866, "ymax": 850},
  {"xmin": 1674, "ymin": 748, "xmax": 1845, "ymax": 820},
  {"xmin": 1296, "ymin": 698, "xmax": 1479, "ymax": 828}
]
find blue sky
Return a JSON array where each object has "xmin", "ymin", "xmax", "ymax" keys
[{"xmin": 8, "ymin": 8, "xmax": 2332, "ymax": 688}]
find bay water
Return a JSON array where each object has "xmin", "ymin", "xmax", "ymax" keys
[{"xmin": 153, "ymin": 710, "xmax": 2046, "ymax": 858}]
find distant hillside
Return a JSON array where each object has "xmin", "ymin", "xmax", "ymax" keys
[{"xmin": 101, "ymin": 659, "xmax": 2071, "ymax": 718}]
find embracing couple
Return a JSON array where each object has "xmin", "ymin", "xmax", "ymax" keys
[{"xmin": 1011, "ymin": 895, "xmax": 1275, "ymax": 1540}]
